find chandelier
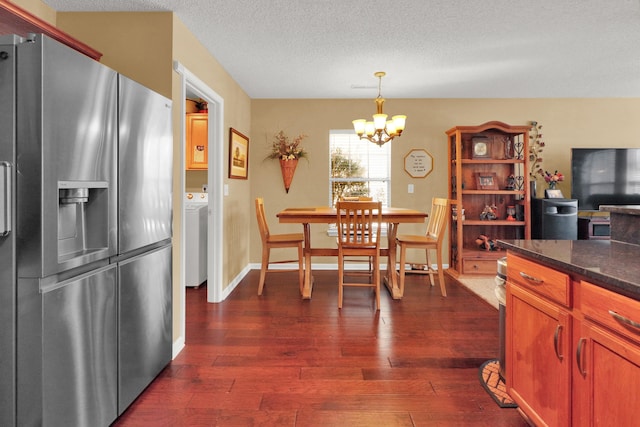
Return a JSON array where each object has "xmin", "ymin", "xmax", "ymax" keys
[{"xmin": 352, "ymin": 71, "xmax": 407, "ymax": 147}]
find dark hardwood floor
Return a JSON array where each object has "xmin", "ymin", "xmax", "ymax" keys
[{"xmin": 113, "ymin": 270, "xmax": 528, "ymax": 426}]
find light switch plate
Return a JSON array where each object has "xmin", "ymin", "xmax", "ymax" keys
[{"xmin": 408, "ymin": 184, "xmax": 414, "ymax": 194}]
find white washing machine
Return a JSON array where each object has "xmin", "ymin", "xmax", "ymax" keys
[{"xmin": 185, "ymin": 192, "xmax": 208, "ymax": 287}]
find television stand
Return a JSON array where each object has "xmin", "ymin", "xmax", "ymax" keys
[{"xmin": 577, "ymin": 211, "xmax": 610, "ymax": 240}]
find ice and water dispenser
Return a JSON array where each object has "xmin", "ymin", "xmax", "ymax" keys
[{"xmin": 57, "ymin": 180, "xmax": 111, "ymax": 267}]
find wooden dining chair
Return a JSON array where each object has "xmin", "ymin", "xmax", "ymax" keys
[
  {"xmin": 338, "ymin": 196, "xmax": 376, "ymax": 275},
  {"xmin": 255, "ymin": 197, "xmax": 305, "ymax": 295},
  {"xmin": 396, "ymin": 197, "xmax": 450, "ymax": 297},
  {"xmin": 336, "ymin": 200, "xmax": 382, "ymax": 310}
]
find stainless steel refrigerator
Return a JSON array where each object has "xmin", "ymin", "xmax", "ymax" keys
[{"xmin": 0, "ymin": 34, "xmax": 172, "ymax": 427}]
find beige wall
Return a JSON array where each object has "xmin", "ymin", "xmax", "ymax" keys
[{"xmin": 250, "ymin": 98, "xmax": 640, "ymax": 264}]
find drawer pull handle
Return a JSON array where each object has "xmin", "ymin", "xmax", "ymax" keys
[
  {"xmin": 519, "ymin": 271, "xmax": 543, "ymax": 284},
  {"xmin": 609, "ymin": 310, "xmax": 640, "ymax": 332},
  {"xmin": 576, "ymin": 337, "xmax": 587, "ymax": 376},
  {"xmin": 553, "ymin": 325, "xmax": 563, "ymax": 360}
]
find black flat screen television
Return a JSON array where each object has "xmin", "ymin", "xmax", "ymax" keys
[{"xmin": 571, "ymin": 148, "xmax": 640, "ymax": 211}]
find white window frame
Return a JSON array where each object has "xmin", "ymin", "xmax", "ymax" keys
[{"xmin": 327, "ymin": 130, "xmax": 391, "ymax": 236}]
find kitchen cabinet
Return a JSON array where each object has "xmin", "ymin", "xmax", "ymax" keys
[
  {"xmin": 446, "ymin": 121, "xmax": 531, "ymax": 277},
  {"xmin": 506, "ymin": 252, "xmax": 640, "ymax": 426},
  {"xmin": 573, "ymin": 280, "xmax": 640, "ymax": 426},
  {"xmin": 186, "ymin": 113, "xmax": 208, "ymax": 170},
  {"xmin": 506, "ymin": 253, "xmax": 571, "ymax": 426}
]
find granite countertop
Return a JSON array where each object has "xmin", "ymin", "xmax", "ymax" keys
[
  {"xmin": 498, "ymin": 239, "xmax": 640, "ymax": 301},
  {"xmin": 600, "ymin": 205, "xmax": 640, "ymax": 216}
]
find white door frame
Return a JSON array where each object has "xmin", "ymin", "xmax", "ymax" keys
[{"xmin": 174, "ymin": 61, "xmax": 224, "ymax": 345}]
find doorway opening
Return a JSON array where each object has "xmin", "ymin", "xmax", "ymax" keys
[{"xmin": 174, "ymin": 62, "xmax": 224, "ymax": 349}]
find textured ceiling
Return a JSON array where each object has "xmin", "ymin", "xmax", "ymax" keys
[{"xmin": 43, "ymin": 0, "xmax": 640, "ymax": 99}]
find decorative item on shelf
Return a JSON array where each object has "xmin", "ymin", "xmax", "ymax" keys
[
  {"xmin": 506, "ymin": 205, "xmax": 516, "ymax": 221},
  {"xmin": 504, "ymin": 135, "xmax": 514, "ymax": 159},
  {"xmin": 472, "ymin": 136, "xmax": 490, "ymax": 159},
  {"xmin": 452, "ymin": 207, "xmax": 465, "ymax": 221},
  {"xmin": 476, "ymin": 234, "xmax": 500, "ymax": 251},
  {"xmin": 505, "ymin": 174, "xmax": 516, "ymax": 190},
  {"xmin": 476, "ymin": 172, "xmax": 499, "ymax": 190},
  {"xmin": 541, "ymin": 169, "xmax": 564, "ymax": 189},
  {"xmin": 266, "ymin": 130, "xmax": 308, "ymax": 193},
  {"xmin": 352, "ymin": 71, "xmax": 406, "ymax": 147},
  {"xmin": 196, "ymin": 99, "xmax": 208, "ymax": 113},
  {"xmin": 480, "ymin": 204, "xmax": 498, "ymax": 220}
]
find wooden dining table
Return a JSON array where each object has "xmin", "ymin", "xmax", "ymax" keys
[{"xmin": 277, "ymin": 206, "xmax": 428, "ymax": 300}]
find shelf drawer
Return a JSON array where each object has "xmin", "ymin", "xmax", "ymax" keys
[
  {"xmin": 581, "ymin": 280, "xmax": 640, "ymax": 345},
  {"xmin": 507, "ymin": 253, "xmax": 571, "ymax": 307},
  {"xmin": 462, "ymin": 258, "xmax": 497, "ymax": 275}
]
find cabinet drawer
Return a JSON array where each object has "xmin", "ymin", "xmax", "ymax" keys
[
  {"xmin": 506, "ymin": 253, "xmax": 570, "ymax": 307},
  {"xmin": 581, "ymin": 280, "xmax": 640, "ymax": 345},
  {"xmin": 462, "ymin": 258, "xmax": 496, "ymax": 275}
]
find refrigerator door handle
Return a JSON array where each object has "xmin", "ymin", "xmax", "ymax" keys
[{"xmin": 0, "ymin": 161, "xmax": 11, "ymax": 236}]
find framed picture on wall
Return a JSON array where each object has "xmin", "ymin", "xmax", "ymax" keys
[{"xmin": 229, "ymin": 128, "xmax": 249, "ymax": 179}]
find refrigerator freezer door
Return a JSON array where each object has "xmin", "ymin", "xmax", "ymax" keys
[
  {"xmin": 17, "ymin": 265, "xmax": 118, "ymax": 426},
  {"xmin": 118, "ymin": 244, "xmax": 172, "ymax": 414},
  {"xmin": 118, "ymin": 76, "xmax": 173, "ymax": 254}
]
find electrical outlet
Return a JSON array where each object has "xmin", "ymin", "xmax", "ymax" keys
[{"xmin": 408, "ymin": 184, "xmax": 414, "ymax": 194}]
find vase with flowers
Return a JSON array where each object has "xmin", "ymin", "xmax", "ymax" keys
[
  {"xmin": 266, "ymin": 130, "xmax": 308, "ymax": 193},
  {"xmin": 540, "ymin": 170, "xmax": 564, "ymax": 189}
]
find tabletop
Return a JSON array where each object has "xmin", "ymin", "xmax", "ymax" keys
[{"xmin": 277, "ymin": 206, "xmax": 428, "ymax": 224}]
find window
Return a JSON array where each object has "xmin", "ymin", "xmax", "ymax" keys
[{"xmin": 329, "ymin": 130, "xmax": 391, "ymax": 207}]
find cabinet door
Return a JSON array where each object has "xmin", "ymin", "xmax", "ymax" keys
[
  {"xmin": 186, "ymin": 113, "xmax": 208, "ymax": 170},
  {"xmin": 506, "ymin": 283, "xmax": 571, "ymax": 427},
  {"xmin": 573, "ymin": 319, "xmax": 640, "ymax": 426}
]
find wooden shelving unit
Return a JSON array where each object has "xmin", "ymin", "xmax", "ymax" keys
[{"xmin": 446, "ymin": 121, "xmax": 531, "ymax": 276}]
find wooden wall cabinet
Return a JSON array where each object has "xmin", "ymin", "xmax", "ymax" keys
[
  {"xmin": 506, "ymin": 252, "xmax": 640, "ymax": 426},
  {"xmin": 186, "ymin": 113, "xmax": 208, "ymax": 170},
  {"xmin": 447, "ymin": 121, "xmax": 531, "ymax": 277}
]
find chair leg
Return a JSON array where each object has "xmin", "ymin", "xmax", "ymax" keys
[
  {"xmin": 425, "ymin": 248, "xmax": 435, "ymax": 287},
  {"xmin": 338, "ymin": 250, "xmax": 344, "ymax": 309},
  {"xmin": 437, "ymin": 245, "xmax": 447, "ymax": 297},
  {"xmin": 258, "ymin": 247, "xmax": 270, "ymax": 295},
  {"xmin": 373, "ymin": 254, "xmax": 380, "ymax": 310},
  {"xmin": 398, "ymin": 243, "xmax": 407, "ymax": 296},
  {"xmin": 297, "ymin": 243, "xmax": 304, "ymax": 295}
]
